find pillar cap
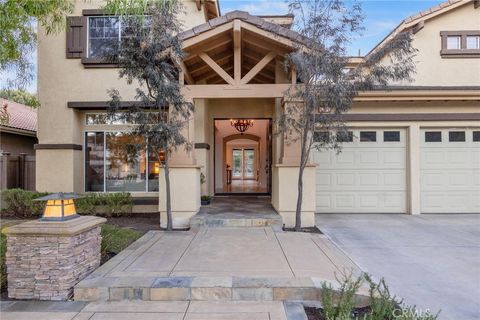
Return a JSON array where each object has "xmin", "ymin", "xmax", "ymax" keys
[{"xmin": 2, "ymin": 216, "xmax": 106, "ymax": 236}]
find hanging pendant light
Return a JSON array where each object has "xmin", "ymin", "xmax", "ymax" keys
[{"xmin": 230, "ymin": 119, "xmax": 254, "ymax": 134}]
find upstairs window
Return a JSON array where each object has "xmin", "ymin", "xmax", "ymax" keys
[
  {"xmin": 88, "ymin": 17, "xmax": 120, "ymax": 58},
  {"xmin": 441, "ymin": 31, "xmax": 480, "ymax": 57}
]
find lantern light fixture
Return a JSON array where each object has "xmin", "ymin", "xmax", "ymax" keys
[
  {"xmin": 230, "ymin": 119, "xmax": 254, "ymax": 134},
  {"xmin": 35, "ymin": 193, "xmax": 82, "ymax": 221}
]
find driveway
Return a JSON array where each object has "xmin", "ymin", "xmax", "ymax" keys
[{"xmin": 316, "ymin": 214, "xmax": 480, "ymax": 320}]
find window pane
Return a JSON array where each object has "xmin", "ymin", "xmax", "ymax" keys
[
  {"xmin": 106, "ymin": 132, "xmax": 146, "ymax": 192},
  {"xmin": 147, "ymin": 149, "xmax": 162, "ymax": 192},
  {"xmin": 466, "ymin": 36, "xmax": 480, "ymax": 49},
  {"xmin": 336, "ymin": 131, "xmax": 353, "ymax": 142},
  {"xmin": 473, "ymin": 131, "xmax": 480, "ymax": 142},
  {"xmin": 314, "ymin": 131, "xmax": 330, "ymax": 143},
  {"xmin": 425, "ymin": 131, "xmax": 442, "ymax": 142},
  {"xmin": 384, "ymin": 131, "xmax": 400, "ymax": 142},
  {"xmin": 449, "ymin": 131, "xmax": 465, "ymax": 142},
  {"xmin": 232, "ymin": 149, "xmax": 242, "ymax": 178},
  {"xmin": 446, "ymin": 36, "xmax": 461, "ymax": 49},
  {"xmin": 244, "ymin": 149, "xmax": 255, "ymax": 178},
  {"xmin": 360, "ymin": 131, "xmax": 376, "ymax": 142},
  {"xmin": 85, "ymin": 132, "xmax": 105, "ymax": 191},
  {"xmin": 88, "ymin": 17, "xmax": 119, "ymax": 58}
]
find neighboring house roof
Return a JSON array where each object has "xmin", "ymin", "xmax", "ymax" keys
[
  {"xmin": 0, "ymin": 98, "xmax": 37, "ymax": 134},
  {"xmin": 366, "ymin": 0, "xmax": 475, "ymax": 58}
]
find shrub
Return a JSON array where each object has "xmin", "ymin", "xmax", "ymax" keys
[
  {"xmin": 1, "ymin": 189, "xmax": 50, "ymax": 218},
  {"xmin": 101, "ymin": 224, "xmax": 141, "ymax": 262},
  {"xmin": 0, "ymin": 230, "xmax": 6, "ymax": 290},
  {"xmin": 317, "ymin": 273, "xmax": 440, "ymax": 320},
  {"xmin": 76, "ymin": 192, "xmax": 133, "ymax": 218}
]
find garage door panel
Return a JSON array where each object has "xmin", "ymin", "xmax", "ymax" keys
[
  {"xmin": 420, "ymin": 128, "xmax": 479, "ymax": 213},
  {"xmin": 316, "ymin": 170, "xmax": 405, "ymax": 191},
  {"xmin": 315, "ymin": 191, "xmax": 406, "ymax": 213}
]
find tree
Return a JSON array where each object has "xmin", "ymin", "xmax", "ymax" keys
[
  {"xmin": 105, "ymin": 0, "xmax": 193, "ymax": 230},
  {"xmin": 0, "ymin": 0, "xmax": 74, "ymax": 89},
  {"xmin": 0, "ymin": 89, "xmax": 40, "ymax": 108},
  {"xmin": 281, "ymin": 0, "xmax": 416, "ymax": 231}
]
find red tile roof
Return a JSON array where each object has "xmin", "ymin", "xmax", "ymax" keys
[{"xmin": 0, "ymin": 98, "xmax": 37, "ymax": 132}]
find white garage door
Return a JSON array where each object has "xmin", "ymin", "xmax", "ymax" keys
[
  {"xmin": 312, "ymin": 129, "xmax": 407, "ymax": 213},
  {"xmin": 421, "ymin": 128, "xmax": 480, "ymax": 213}
]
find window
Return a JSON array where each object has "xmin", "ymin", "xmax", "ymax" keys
[
  {"xmin": 87, "ymin": 16, "xmax": 150, "ymax": 59},
  {"xmin": 85, "ymin": 131, "xmax": 160, "ymax": 192},
  {"xmin": 88, "ymin": 17, "xmax": 120, "ymax": 58},
  {"xmin": 449, "ymin": 131, "xmax": 466, "ymax": 142},
  {"xmin": 466, "ymin": 36, "xmax": 480, "ymax": 49},
  {"xmin": 473, "ymin": 131, "xmax": 480, "ymax": 142},
  {"xmin": 446, "ymin": 36, "xmax": 461, "ymax": 49},
  {"xmin": 441, "ymin": 31, "xmax": 480, "ymax": 57},
  {"xmin": 314, "ymin": 131, "xmax": 330, "ymax": 143},
  {"xmin": 383, "ymin": 131, "xmax": 400, "ymax": 142},
  {"xmin": 360, "ymin": 131, "xmax": 376, "ymax": 142},
  {"xmin": 425, "ymin": 131, "xmax": 442, "ymax": 142},
  {"xmin": 337, "ymin": 131, "xmax": 353, "ymax": 142}
]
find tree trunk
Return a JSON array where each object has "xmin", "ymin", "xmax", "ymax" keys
[
  {"xmin": 295, "ymin": 128, "xmax": 309, "ymax": 232},
  {"xmin": 164, "ymin": 152, "xmax": 173, "ymax": 231}
]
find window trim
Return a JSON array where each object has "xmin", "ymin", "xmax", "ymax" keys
[{"xmin": 440, "ymin": 31, "xmax": 480, "ymax": 58}]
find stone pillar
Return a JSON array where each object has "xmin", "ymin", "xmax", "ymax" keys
[{"xmin": 2, "ymin": 216, "xmax": 106, "ymax": 300}]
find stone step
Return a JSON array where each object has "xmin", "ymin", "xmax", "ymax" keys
[
  {"xmin": 74, "ymin": 276, "xmax": 369, "ymax": 303},
  {"xmin": 190, "ymin": 212, "xmax": 283, "ymax": 230}
]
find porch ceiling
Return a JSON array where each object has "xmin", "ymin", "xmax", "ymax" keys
[{"xmin": 180, "ymin": 13, "xmax": 302, "ymax": 85}]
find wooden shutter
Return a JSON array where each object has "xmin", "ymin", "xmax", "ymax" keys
[{"xmin": 66, "ymin": 16, "xmax": 87, "ymax": 58}]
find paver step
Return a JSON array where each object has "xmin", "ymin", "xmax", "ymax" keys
[
  {"xmin": 74, "ymin": 276, "xmax": 368, "ymax": 303},
  {"xmin": 190, "ymin": 212, "xmax": 283, "ymax": 230}
]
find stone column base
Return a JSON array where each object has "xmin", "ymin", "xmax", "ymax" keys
[
  {"xmin": 3, "ymin": 216, "xmax": 106, "ymax": 300},
  {"xmin": 158, "ymin": 165, "xmax": 201, "ymax": 229},
  {"xmin": 271, "ymin": 164, "xmax": 316, "ymax": 228}
]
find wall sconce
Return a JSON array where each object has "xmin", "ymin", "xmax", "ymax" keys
[{"xmin": 35, "ymin": 193, "xmax": 81, "ymax": 221}]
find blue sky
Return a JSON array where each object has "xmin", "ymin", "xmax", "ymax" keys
[{"xmin": 4, "ymin": 0, "xmax": 443, "ymax": 93}]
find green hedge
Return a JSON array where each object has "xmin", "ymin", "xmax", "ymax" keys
[{"xmin": 1, "ymin": 189, "xmax": 133, "ymax": 218}]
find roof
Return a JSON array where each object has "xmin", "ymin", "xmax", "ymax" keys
[
  {"xmin": 366, "ymin": 0, "xmax": 475, "ymax": 58},
  {"xmin": 179, "ymin": 10, "xmax": 313, "ymax": 48},
  {"xmin": 0, "ymin": 98, "xmax": 37, "ymax": 133}
]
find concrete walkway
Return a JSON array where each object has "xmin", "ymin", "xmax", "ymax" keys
[
  {"xmin": 75, "ymin": 227, "xmax": 363, "ymax": 302},
  {"xmin": 316, "ymin": 214, "xmax": 480, "ymax": 320},
  {"xmin": 0, "ymin": 300, "xmax": 293, "ymax": 320}
]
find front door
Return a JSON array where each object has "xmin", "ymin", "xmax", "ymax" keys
[{"xmin": 232, "ymin": 148, "xmax": 256, "ymax": 180}]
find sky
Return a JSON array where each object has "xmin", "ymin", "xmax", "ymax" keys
[{"xmin": 3, "ymin": 0, "xmax": 443, "ymax": 93}]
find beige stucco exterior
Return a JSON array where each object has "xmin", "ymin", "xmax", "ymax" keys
[{"xmin": 36, "ymin": 0, "xmax": 480, "ymax": 227}]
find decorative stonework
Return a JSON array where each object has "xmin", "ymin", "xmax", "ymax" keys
[{"xmin": 3, "ymin": 216, "xmax": 106, "ymax": 301}]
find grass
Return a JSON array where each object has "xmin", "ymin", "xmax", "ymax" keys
[{"xmin": 101, "ymin": 224, "xmax": 142, "ymax": 262}]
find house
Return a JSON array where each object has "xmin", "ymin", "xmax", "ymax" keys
[
  {"xmin": 36, "ymin": 0, "xmax": 480, "ymax": 228},
  {"xmin": 0, "ymin": 98, "xmax": 37, "ymax": 156},
  {"xmin": 0, "ymin": 98, "xmax": 38, "ymax": 190}
]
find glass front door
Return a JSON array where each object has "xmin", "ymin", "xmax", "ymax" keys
[{"xmin": 232, "ymin": 148, "xmax": 255, "ymax": 180}]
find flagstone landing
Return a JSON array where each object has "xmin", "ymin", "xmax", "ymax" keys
[{"xmin": 75, "ymin": 227, "xmax": 367, "ymax": 303}]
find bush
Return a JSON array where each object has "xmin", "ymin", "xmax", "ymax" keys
[
  {"xmin": 0, "ymin": 230, "xmax": 6, "ymax": 290},
  {"xmin": 76, "ymin": 193, "xmax": 133, "ymax": 218},
  {"xmin": 1, "ymin": 189, "xmax": 50, "ymax": 218},
  {"xmin": 317, "ymin": 273, "xmax": 440, "ymax": 320}
]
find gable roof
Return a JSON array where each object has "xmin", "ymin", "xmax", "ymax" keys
[
  {"xmin": 179, "ymin": 10, "xmax": 313, "ymax": 48},
  {"xmin": 366, "ymin": 0, "xmax": 475, "ymax": 58},
  {"xmin": 0, "ymin": 99, "xmax": 37, "ymax": 133}
]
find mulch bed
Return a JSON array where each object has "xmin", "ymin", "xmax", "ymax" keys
[
  {"xmin": 105, "ymin": 212, "xmax": 161, "ymax": 233},
  {"xmin": 283, "ymin": 226, "xmax": 323, "ymax": 234},
  {"xmin": 305, "ymin": 306, "xmax": 373, "ymax": 320}
]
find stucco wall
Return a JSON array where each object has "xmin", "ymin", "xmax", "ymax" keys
[{"xmin": 387, "ymin": 3, "xmax": 480, "ymax": 86}]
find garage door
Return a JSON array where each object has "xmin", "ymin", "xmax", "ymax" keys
[
  {"xmin": 312, "ymin": 129, "xmax": 407, "ymax": 213},
  {"xmin": 420, "ymin": 128, "xmax": 480, "ymax": 213}
]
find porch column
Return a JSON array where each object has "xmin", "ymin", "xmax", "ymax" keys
[
  {"xmin": 159, "ymin": 98, "xmax": 201, "ymax": 228},
  {"xmin": 271, "ymin": 99, "xmax": 316, "ymax": 227}
]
